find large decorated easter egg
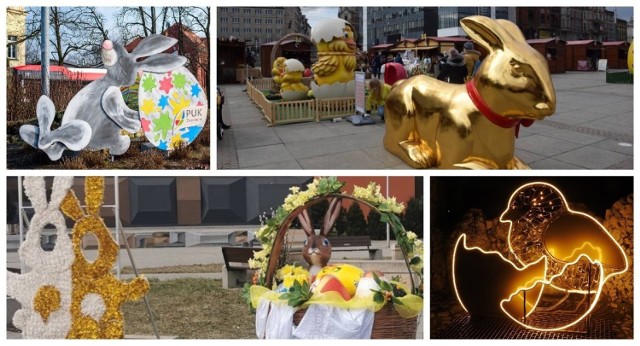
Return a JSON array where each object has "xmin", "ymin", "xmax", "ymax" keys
[
  {"xmin": 138, "ymin": 66, "xmax": 208, "ymax": 150},
  {"xmin": 314, "ymin": 264, "xmax": 364, "ymax": 296}
]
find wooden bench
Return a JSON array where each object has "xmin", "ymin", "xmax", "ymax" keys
[
  {"xmin": 221, "ymin": 246, "xmax": 261, "ymax": 289},
  {"xmin": 327, "ymin": 235, "xmax": 383, "ymax": 260},
  {"xmin": 221, "ymin": 236, "xmax": 382, "ymax": 288}
]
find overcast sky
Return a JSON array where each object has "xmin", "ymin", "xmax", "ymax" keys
[
  {"xmin": 608, "ymin": 7, "xmax": 633, "ymax": 21},
  {"xmin": 301, "ymin": 7, "xmax": 338, "ymax": 29},
  {"xmin": 300, "ymin": 7, "xmax": 633, "ymax": 30}
]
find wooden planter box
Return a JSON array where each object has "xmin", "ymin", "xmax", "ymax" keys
[{"xmin": 247, "ymin": 79, "xmax": 356, "ymax": 126}]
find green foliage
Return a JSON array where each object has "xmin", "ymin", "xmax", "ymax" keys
[
  {"xmin": 241, "ymin": 283, "xmax": 254, "ymax": 310},
  {"xmin": 402, "ymin": 197, "xmax": 424, "ymax": 238},
  {"xmin": 316, "ymin": 176, "xmax": 345, "ymax": 195},
  {"xmin": 367, "ymin": 209, "xmax": 387, "ymax": 240},
  {"xmin": 371, "ymin": 272, "xmax": 407, "ymax": 306},
  {"xmin": 279, "ymin": 280, "xmax": 312, "ymax": 307},
  {"xmin": 345, "ymin": 202, "xmax": 367, "ymax": 236}
]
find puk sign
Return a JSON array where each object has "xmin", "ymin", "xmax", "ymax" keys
[{"xmin": 138, "ymin": 66, "xmax": 208, "ymax": 150}]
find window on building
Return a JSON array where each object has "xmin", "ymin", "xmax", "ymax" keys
[
  {"xmin": 221, "ymin": 28, "xmax": 228, "ymax": 33},
  {"xmin": 255, "ymin": 19, "xmax": 262, "ymax": 24},
  {"xmin": 220, "ymin": 8, "xmax": 228, "ymax": 13},
  {"xmin": 244, "ymin": 8, "xmax": 251, "ymax": 14},
  {"xmin": 276, "ymin": 19, "xmax": 283, "ymax": 25},
  {"xmin": 244, "ymin": 18, "xmax": 251, "ymax": 24},
  {"xmin": 8, "ymin": 35, "xmax": 17, "ymax": 59},
  {"xmin": 255, "ymin": 28, "xmax": 261, "ymax": 33},
  {"xmin": 220, "ymin": 18, "xmax": 228, "ymax": 23},
  {"xmin": 266, "ymin": 28, "xmax": 272, "ymax": 33},
  {"xmin": 232, "ymin": 18, "xmax": 240, "ymax": 23},
  {"xmin": 276, "ymin": 10, "xmax": 283, "ymax": 15},
  {"xmin": 256, "ymin": 9, "xmax": 262, "ymax": 14},
  {"xmin": 233, "ymin": 28, "xmax": 240, "ymax": 33},
  {"xmin": 232, "ymin": 8, "xmax": 240, "ymax": 13},
  {"xmin": 266, "ymin": 9, "xmax": 273, "ymax": 15},
  {"xmin": 266, "ymin": 19, "xmax": 272, "ymax": 24}
]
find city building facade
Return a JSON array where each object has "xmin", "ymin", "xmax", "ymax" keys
[
  {"xmin": 366, "ymin": 7, "xmax": 428, "ymax": 47},
  {"xmin": 338, "ymin": 7, "xmax": 364, "ymax": 48},
  {"xmin": 6, "ymin": 6, "xmax": 27, "ymax": 68},
  {"xmin": 217, "ymin": 7, "xmax": 311, "ymax": 52}
]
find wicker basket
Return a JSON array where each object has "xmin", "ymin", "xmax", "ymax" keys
[{"xmin": 263, "ymin": 194, "xmax": 421, "ymax": 339}]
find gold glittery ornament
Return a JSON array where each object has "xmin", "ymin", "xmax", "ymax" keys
[
  {"xmin": 62, "ymin": 177, "xmax": 149, "ymax": 339},
  {"xmin": 34, "ymin": 285, "xmax": 62, "ymax": 322}
]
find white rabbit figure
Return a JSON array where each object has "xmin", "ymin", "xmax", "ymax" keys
[
  {"xmin": 20, "ymin": 35, "xmax": 186, "ymax": 160},
  {"xmin": 7, "ymin": 176, "xmax": 75, "ymax": 338}
]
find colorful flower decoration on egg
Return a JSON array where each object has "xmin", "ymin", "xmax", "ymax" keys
[
  {"xmin": 138, "ymin": 66, "xmax": 208, "ymax": 150},
  {"xmin": 453, "ymin": 182, "xmax": 628, "ymax": 331}
]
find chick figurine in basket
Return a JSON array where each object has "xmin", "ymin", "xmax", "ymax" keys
[
  {"xmin": 296, "ymin": 198, "xmax": 364, "ymax": 300},
  {"xmin": 280, "ymin": 59, "xmax": 309, "ymax": 101}
]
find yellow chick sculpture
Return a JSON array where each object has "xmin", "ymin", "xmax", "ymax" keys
[
  {"xmin": 271, "ymin": 57, "xmax": 287, "ymax": 86},
  {"xmin": 310, "ymin": 18, "xmax": 357, "ymax": 99},
  {"xmin": 280, "ymin": 59, "xmax": 309, "ymax": 101}
]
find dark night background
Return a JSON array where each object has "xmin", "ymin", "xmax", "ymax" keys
[{"xmin": 431, "ymin": 176, "xmax": 633, "ymax": 231}]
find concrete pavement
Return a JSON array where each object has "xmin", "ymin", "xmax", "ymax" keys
[{"xmin": 217, "ymin": 71, "xmax": 633, "ymax": 170}]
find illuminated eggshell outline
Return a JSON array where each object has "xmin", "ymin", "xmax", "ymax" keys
[
  {"xmin": 501, "ymin": 182, "xmax": 629, "ymax": 293},
  {"xmin": 452, "ymin": 181, "xmax": 629, "ymax": 331}
]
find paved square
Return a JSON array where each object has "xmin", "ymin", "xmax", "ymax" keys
[{"xmin": 217, "ymin": 71, "xmax": 632, "ymax": 170}]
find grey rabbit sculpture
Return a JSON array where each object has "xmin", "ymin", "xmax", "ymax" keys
[
  {"xmin": 296, "ymin": 197, "xmax": 342, "ymax": 277},
  {"xmin": 20, "ymin": 35, "xmax": 186, "ymax": 160}
]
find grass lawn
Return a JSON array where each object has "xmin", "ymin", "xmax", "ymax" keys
[
  {"xmin": 120, "ymin": 264, "xmax": 223, "ymax": 274},
  {"xmin": 6, "ymin": 119, "xmax": 211, "ymax": 170},
  {"xmin": 123, "ymin": 278, "xmax": 256, "ymax": 339}
]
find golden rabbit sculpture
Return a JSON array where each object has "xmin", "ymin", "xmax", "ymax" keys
[{"xmin": 384, "ymin": 16, "xmax": 556, "ymax": 169}]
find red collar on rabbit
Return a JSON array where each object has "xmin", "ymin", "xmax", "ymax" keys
[{"xmin": 466, "ymin": 79, "xmax": 534, "ymax": 137}]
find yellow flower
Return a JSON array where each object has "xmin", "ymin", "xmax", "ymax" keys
[
  {"xmin": 295, "ymin": 274, "xmax": 310, "ymax": 285},
  {"xmin": 406, "ymin": 231, "xmax": 417, "ymax": 242},
  {"xmin": 283, "ymin": 276, "xmax": 295, "ymax": 289}
]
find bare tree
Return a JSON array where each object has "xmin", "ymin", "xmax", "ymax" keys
[
  {"xmin": 23, "ymin": 6, "xmax": 112, "ymax": 67},
  {"xmin": 177, "ymin": 7, "xmax": 210, "ymax": 101},
  {"xmin": 115, "ymin": 7, "xmax": 172, "ymax": 42}
]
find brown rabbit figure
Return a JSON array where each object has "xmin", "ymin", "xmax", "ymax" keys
[
  {"xmin": 384, "ymin": 16, "xmax": 556, "ymax": 169},
  {"xmin": 297, "ymin": 198, "xmax": 342, "ymax": 277}
]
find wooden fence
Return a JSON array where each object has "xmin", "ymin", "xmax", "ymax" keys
[{"xmin": 247, "ymin": 79, "xmax": 356, "ymax": 126}]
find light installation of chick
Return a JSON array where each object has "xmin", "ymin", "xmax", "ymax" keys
[
  {"xmin": 7, "ymin": 177, "xmax": 149, "ymax": 339},
  {"xmin": 453, "ymin": 182, "xmax": 628, "ymax": 331},
  {"xmin": 280, "ymin": 59, "xmax": 309, "ymax": 101},
  {"xmin": 309, "ymin": 18, "xmax": 357, "ymax": 100}
]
